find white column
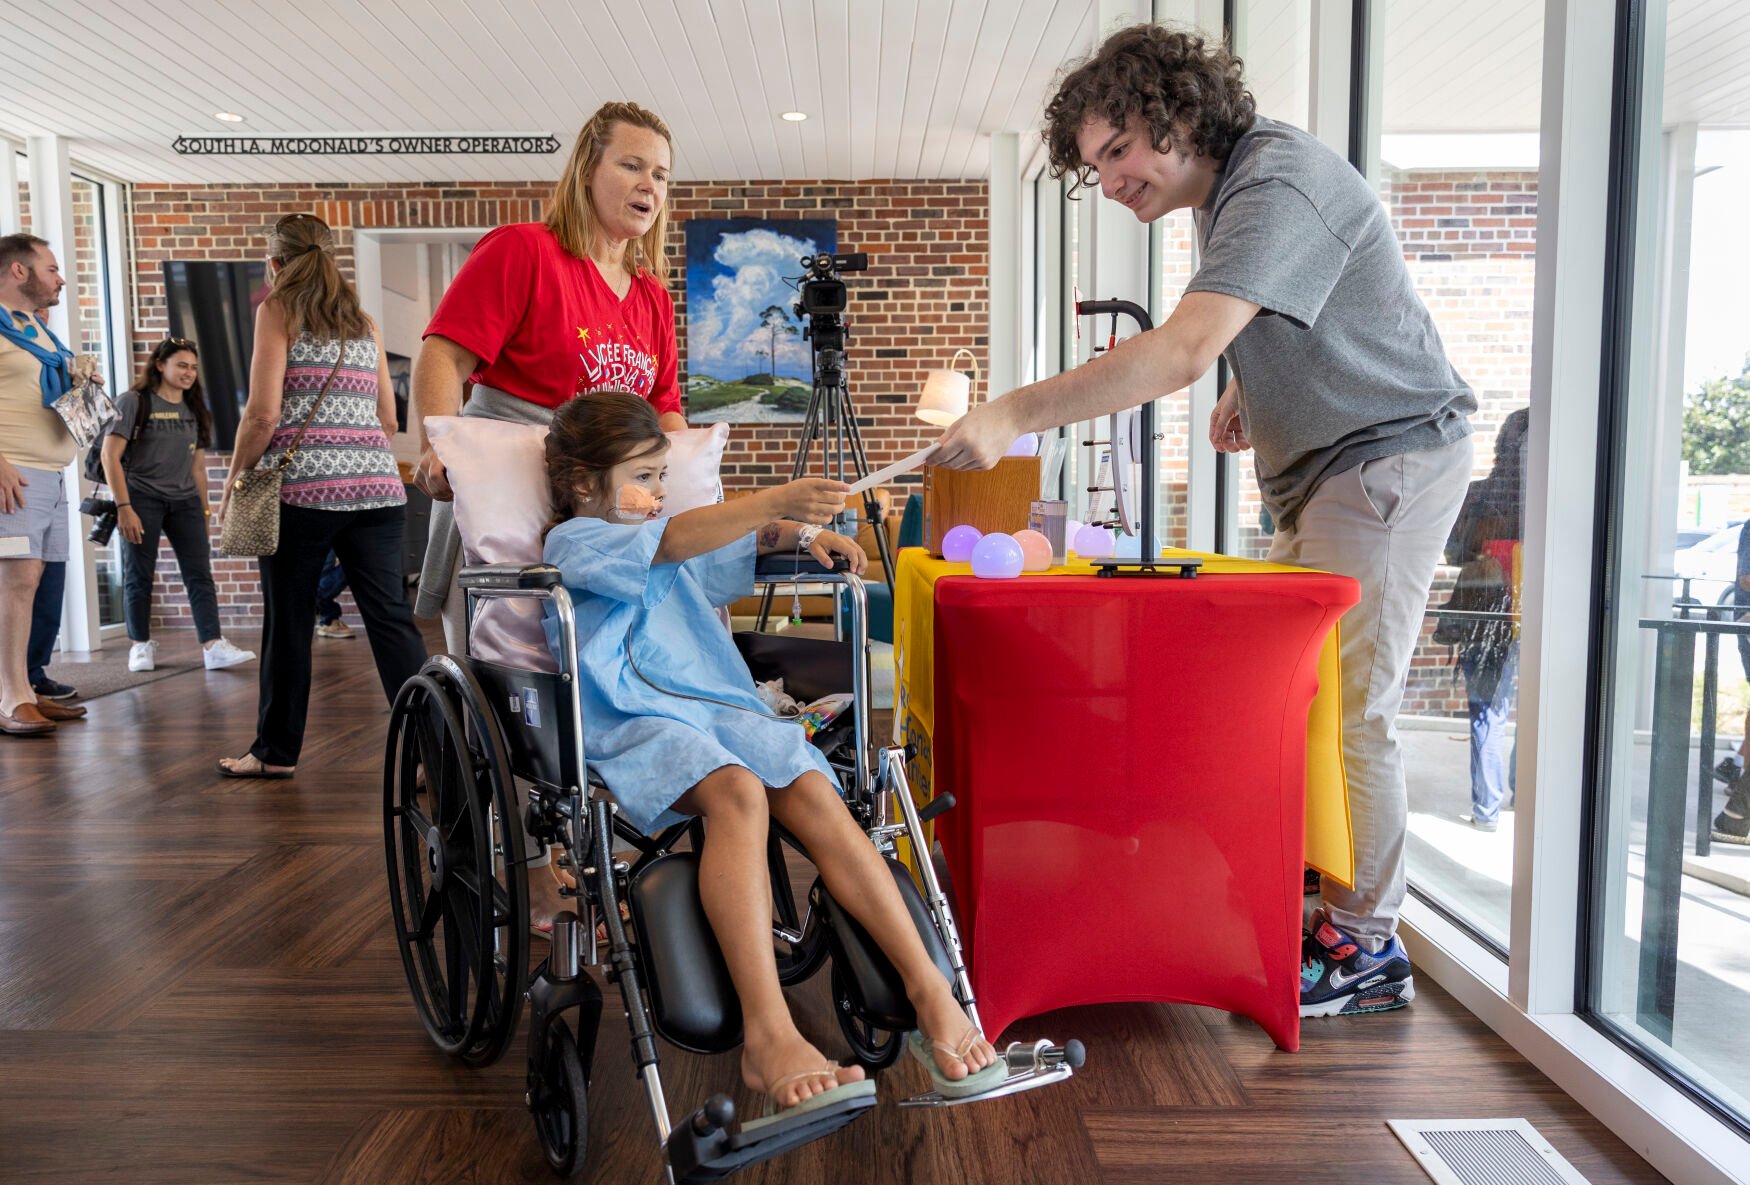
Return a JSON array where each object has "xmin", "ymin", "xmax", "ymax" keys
[
  {"xmin": 987, "ymin": 132, "xmax": 1022, "ymax": 402},
  {"xmin": 1509, "ymin": 0, "xmax": 1623, "ymax": 1017},
  {"xmin": 27, "ymin": 134, "xmax": 100, "ymax": 653},
  {"xmin": 1632, "ymin": 122, "xmax": 1698, "ymax": 731},
  {"xmin": 0, "ymin": 140, "xmax": 20, "ymax": 237},
  {"xmin": 1307, "ymin": 0, "xmax": 1354, "ymax": 158}
]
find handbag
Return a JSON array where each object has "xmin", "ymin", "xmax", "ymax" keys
[{"xmin": 219, "ymin": 337, "xmax": 346, "ymax": 557}]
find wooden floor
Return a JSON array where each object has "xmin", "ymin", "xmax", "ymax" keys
[{"xmin": 0, "ymin": 627, "xmax": 1669, "ymax": 1185}]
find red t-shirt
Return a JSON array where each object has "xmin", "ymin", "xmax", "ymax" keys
[{"xmin": 423, "ymin": 222, "xmax": 680, "ymax": 415}]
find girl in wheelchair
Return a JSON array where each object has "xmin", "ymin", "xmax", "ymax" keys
[{"xmin": 539, "ymin": 391, "xmax": 1002, "ymax": 1118}]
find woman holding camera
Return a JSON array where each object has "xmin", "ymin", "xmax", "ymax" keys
[{"xmin": 103, "ymin": 337, "xmax": 255, "ymax": 673}]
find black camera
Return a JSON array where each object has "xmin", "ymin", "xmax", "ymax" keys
[
  {"xmin": 80, "ymin": 494, "xmax": 119, "ymax": 546},
  {"xmin": 795, "ymin": 251, "xmax": 867, "ymax": 317}
]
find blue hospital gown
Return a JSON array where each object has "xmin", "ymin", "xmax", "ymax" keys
[{"xmin": 541, "ymin": 516, "xmax": 840, "ymax": 835}]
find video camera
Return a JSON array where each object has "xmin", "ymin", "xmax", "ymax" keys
[{"xmin": 795, "ymin": 252, "xmax": 867, "ymax": 318}]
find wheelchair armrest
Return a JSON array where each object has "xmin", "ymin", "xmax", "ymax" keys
[
  {"xmin": 458, "ymin": 563, "xmax": 563, "ymax": 591},
  {"xmin": 754, "ymin": 554, "xmax": 844, "ymax": 581}
]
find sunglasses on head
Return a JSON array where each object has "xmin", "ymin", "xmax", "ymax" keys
[{"xmin": 159, "ymin": 336, "xmax": 195, "ymax": 352}]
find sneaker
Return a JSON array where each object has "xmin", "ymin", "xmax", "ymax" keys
[
  {"xmin": 315, "ymin": 619, "xmax": 356, "ymax": 640},
  {"xmin": 127, "ymin": 640, "xmax": 157, "ymax": 672},
  {"xmin": 31, "ymin": 677, "xmax": 77, "ymax": 700},
  {"xmin": 1714, "ymin": 808, "xmax": 1750, "ymax": 846},
  {"xmin": 1715, "ymin": 786, "xmax": 1750, "ymax": 846},
  {"xmin": 1714, "ymin": 756, "xmax": 1744, "ymax": 788},
  {"xmin": 1462, "ymin": 812, "xmax": 1499, "ymax": 833},
  {"xmin": 203, "ymin": 638, "xmax": 256, "ymax": 670},
  {"xmin": 1300, "ymin": 911, "xmax": 1415, "ymax": 1018}
]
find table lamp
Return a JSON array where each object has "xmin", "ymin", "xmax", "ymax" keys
[{"xmin": 916, "ymin": 348, "xmax": 978, "ymax": 426}]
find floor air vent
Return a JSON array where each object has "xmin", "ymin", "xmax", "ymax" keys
[{"xmin": 1387, "ymin": 1119, "xmax": 1594, "ymax": 1185}]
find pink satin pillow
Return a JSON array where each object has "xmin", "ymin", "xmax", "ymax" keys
[{"xmin": 425, "ymin": 415, "xmax": 730, "ymax": 669}]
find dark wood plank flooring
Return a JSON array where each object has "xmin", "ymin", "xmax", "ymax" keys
[{"xmin": 0, "ymin": 626, "xmax": 1667, "ymax": 1184}]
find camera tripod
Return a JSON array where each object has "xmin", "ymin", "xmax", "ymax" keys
[{"xmin": 754, "ymin": 349, "xmax": 898, "ymax": 628}]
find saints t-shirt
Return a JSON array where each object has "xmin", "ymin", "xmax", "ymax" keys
[
  {"xmin": 108, "ymin": 389, "xmax": 198, "ymax": 500},
  {"xmin": 423, "ymin": 222, "xmax": 680, "ymax": 415}
]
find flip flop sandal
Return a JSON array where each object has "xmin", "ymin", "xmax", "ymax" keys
[
  {"xmin": 216, "ymin": 757, "xmax": 294, "ymax": 779},
  {"xmin": 738, "ymin": 1069, "xmax": 876, "ymax": 1135},
  {"xmin": 907, "ymin": 1029, "xmax": 1008, "ymax": 1099}
]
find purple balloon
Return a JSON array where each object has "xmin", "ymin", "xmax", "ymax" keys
[
  {"xmin": 1074, "ymin": 524, "xmax": 1113, "ymax": 558},
  {"xmin": 970, "ymin": 532, "xmax": 1025, "ymax": 579},
  {"xmin": 942, "ymin": 524, "xmax": 984, "ymax": 563}
]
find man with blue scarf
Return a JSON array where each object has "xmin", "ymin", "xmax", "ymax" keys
[{"xmin": 0, "ymin": 233, "xmax": 87, "ymax": 735}]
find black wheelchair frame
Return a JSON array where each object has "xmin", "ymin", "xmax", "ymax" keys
[{"xmin": 382, "ymin": 557, "xmax": 1080, "ymax": 1182}]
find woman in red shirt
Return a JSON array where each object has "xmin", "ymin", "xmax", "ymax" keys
[{"xmin": 410, "ymin": 100, "xmax": 686, "ymax": 931}]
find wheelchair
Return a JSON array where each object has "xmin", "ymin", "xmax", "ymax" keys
[{"xmin": 382, "ymin": 554, "xmax": 1083, "ymax": 1181}]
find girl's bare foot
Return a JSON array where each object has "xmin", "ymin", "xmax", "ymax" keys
[{"xmin": 741, "ymin": 1026, "xmax": 864, "ymax": 1109}]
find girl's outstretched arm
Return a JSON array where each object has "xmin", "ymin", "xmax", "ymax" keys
[{"xmin": 654, "ymin": 477, "xmax": 849, "ymax": 564}]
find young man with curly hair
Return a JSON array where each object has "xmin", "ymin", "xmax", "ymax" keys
[{"xmin": 934, "ymin": 23, "xmax": 1478, "ymax": 1018}]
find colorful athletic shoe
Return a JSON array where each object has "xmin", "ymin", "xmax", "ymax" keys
[{"xmin": 1299, "ymin": 910, "xmax": 1415, "ymax": 1018}]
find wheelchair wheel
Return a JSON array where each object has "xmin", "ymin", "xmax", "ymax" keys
[
  {"xmin": 383, "ymin": 660, "xmax": 528, "ymax": 1067},
  {"xmin": 531, "ymin": 1017, "xmax": 589, "ymax": 1177},
  {"xmin": 831, "ymin": 964, "xmax": 904, "ymax": 1072}
]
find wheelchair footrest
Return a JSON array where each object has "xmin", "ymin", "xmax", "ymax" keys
[
  {"xmin": 667, "ymin": 1090, "xmax": 877, "ymax": 1183},
  {"xmin": 896, "ymin": 1039, "xmax": 1084, "ymax": 1109}
]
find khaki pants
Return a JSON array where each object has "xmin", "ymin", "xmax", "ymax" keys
[{"xmin": 1269, "ymin": 436, "xmax": 1475, "ymax": 952}]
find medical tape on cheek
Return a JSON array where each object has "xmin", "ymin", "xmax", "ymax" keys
[{"xmin": 610, "ymin": 484, "xmax": 661, "ymax": 522}]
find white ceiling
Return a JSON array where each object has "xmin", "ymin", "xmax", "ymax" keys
[
  {"xmin": 0, "ymin": 0, "xmax": 1096, "ymax": 185},
  {"xmin": 3, "ymin": 0, "xmax": 1747, "ymax": 187}
]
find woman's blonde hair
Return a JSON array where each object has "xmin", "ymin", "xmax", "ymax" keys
[
  {"xmin": 265, "ymin": 213, "xmax": 370, "ymax": 342},
  {"xmin": 545, "ymin": 102, "xmax": 674, "ymax": 284}
]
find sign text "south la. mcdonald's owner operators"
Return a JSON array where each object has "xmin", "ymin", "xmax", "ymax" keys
[{"xmin": 172, "ymin": 135, "xmax": 561, "ymax": 156}]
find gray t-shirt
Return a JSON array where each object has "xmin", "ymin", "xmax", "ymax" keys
[
  {"xmin": 109, "ymin": 389, "xmax": 199, "ymax": 500},
  {"xmin": 1187, "ymin": 116, "xmax": 1475, "ymax": 529}
]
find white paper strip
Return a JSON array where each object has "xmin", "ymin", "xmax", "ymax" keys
[{"xmin": 846, "ymin": 445, "xmax": 938, "ymax": 495}]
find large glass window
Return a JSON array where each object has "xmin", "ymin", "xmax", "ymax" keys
[
  {"xmin": 1224, "ymin": 0, "xmax": 1312, "ymax": 561},
  {"xmin": 71, "ymin": 174, "xmax": 126, "ymax": 627},
  {"xmin": 1590, "ymin": 0, "xmax": 1750, "ymax": 1128},
  {"xmin": 1380, "ymin": 1, "xmax": 1545, "ymax": 952}
]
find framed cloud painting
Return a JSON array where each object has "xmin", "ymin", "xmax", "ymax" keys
[{"xmin": 684, "ymin": 218, "xmax": 835, "ymax": 424}]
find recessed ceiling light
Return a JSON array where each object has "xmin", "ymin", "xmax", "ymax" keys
[
  {"xmin": 213, "ymin": 111, "xmax": 245, "ymax": 123},
  {"xmin": 780, "ymin": 111, "xmax": 808, "ymax": 122}
]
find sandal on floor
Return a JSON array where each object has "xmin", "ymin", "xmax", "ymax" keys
[
  {"xmin": 907, "ymin": 1028, "xmax": 1008, "ymax": 1099},
  {"xmin": 738, "ymin": 1069, "xmax": 876, "ymax": 1134},
  {"xmin": 215, "ymin": 755, "xmax": 295, "ymax": 780}
]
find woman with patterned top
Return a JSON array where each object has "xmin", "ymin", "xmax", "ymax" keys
[{"xmin": 214, "ymin": 213, "xmax": 427, "ymax": 779}]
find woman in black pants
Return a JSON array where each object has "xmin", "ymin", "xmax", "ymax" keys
[
  {"xmin": 214, "ymin": 213, "xmax": 426, "ymax": 778},
  {"xmin": 103, "ymin": 338, "xmax": 256, "ymax": 674}
]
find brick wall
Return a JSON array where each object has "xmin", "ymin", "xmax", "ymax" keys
[{"xmin": 121, "ymin": 179, "xmax": 987, "ymax": 629}]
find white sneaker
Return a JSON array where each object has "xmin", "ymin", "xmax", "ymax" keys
[
  {"xmin": 203, "ymin": 638, "xmax": 256, "ymax": 670},
  {"xmin": 127, "ymin": 640, "xmax": 157, "ymax": 672}
]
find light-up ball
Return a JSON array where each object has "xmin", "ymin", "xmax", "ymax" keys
[
  {"xmin": 970, "ymin": 532, "xmax": 1025, "ymax": 579},
  {"xmin": 1073, "ymin": 524, "xmax": 1114, "ymax": 558},
  {"xmin": 1004, "ymin": 432, "xmax": 1041, "ymax": 457},
  {"xmin": 1013, "ymin": 529, "xmax": 1053, "ymax": 572},
  {"xmin": 941, "ymin": 524, "xmax": 983, "ymax": 563}
]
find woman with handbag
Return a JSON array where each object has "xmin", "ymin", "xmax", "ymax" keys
[
  {"xmin": 214, "ymin": 212, "xmax": 426, "ymax": 779},
  {"xmin": 1437, "ymin": 407, "xmax": 1529, "ymax": 831},
  {"xmin": 103, "ymin": 337, "xmax": 255, "ymax": 674}
]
